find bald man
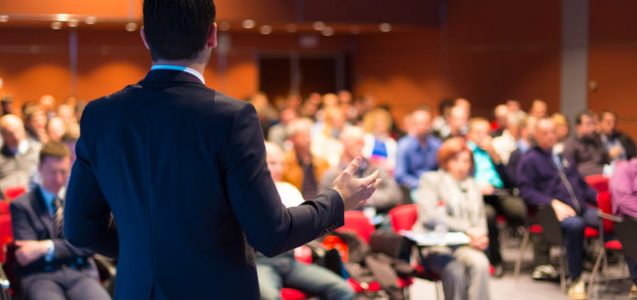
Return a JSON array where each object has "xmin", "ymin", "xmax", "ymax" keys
[
  {"xmin": 0, "ymin": 114, "xmax": 41, "ymax": 192},
  {"xmin": 320, "ymin": 127, "xmax": 402, "ymax": 213}
]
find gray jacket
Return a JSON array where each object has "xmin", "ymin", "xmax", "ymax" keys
[{"xmin": 412, "ymin": 171, "xmax": 487, "ymax": 235}]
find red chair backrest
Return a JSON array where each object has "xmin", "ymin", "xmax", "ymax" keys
[
  {"xmin": 586, "ymin": 175, "xmax": 609, "ymax": 193},
  {"xmin": 388, "ymin": 204, "xmax": 418, "ymax": 233},
  {"xmin": 280, "ymin": 288, "xmax": 307, "ymax": 300},
  {"xmin": 597, "ymin": 191, "xmax": 615, "ymax": 233},
  {"xmin": 338, "ymin": 211, "xmax": 375, "ymax": 244},
  {"xmin": 3, "ymin": 187, "xmax": 26, "ymax": 201}
]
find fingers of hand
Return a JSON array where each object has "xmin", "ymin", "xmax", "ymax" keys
[
  {"xmin": 357, "ymin": 170, "xmax": 380, "ymax": 187},
  {"xmin": 343, "ymin": 157, "xmax": 362, "ymax": 176}
]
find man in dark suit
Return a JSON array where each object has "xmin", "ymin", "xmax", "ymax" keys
[
  {"xmin": 11, "ymin": 142, "xmax": 110, "ymax": 300},
  {"xmin": 63, "ymin": 1, "xmax": 380, "ymax": 299}
]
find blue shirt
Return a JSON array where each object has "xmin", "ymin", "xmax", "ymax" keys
[
  {"xmin": 468, "ymin": 141, "xmax": 504, "ymax": 189},
  {"xmin": 394, "ymin": 134, "xmax": 442, "ymax": 190},
  {"xmin": 39, "ymin": 186, "xmax": 57, "ymax": 216}
]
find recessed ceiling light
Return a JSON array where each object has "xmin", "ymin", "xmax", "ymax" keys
[
  {"xmin": 125, "ymin": 22, "xmax": 138, "ymax": 32},
  {"xmin": 313, "ymin": 21, "xmax": 326, "ymax": 31},
  {"xmin": 242, "ymin": 19, "xmax": 256, "ymax": 29},
  {"xmin": 0, "ymin": 15, "xmax": 9, "ymax": 23},
  {"xmin": 259, "ymin": 25, "xmax": 273, "ymax": 35},
  {"xmin": 322, "ymin": 27, "xmax": 334, "ymax": 37},
  {"xmin": 51, "ymin": 22, "xmax": 63, "ymax": 30},
  {"xmin": 56, "ymin": 14, "xmax": 70, "ymax": 22},
  {"xmin": 379, "ymin": 23, "xmax": 392, "ymax": 33},
  {"xmin": 85, "ymin": 16, "xmax": 97, "ymax": 25},
  {"xmin": 68, "ymin": 19, "xmax": 79, "ymax": 28}
]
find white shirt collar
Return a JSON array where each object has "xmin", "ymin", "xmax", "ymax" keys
[{"xmin": 150, "ymin": 64, "xmax": 206, "ymax": 84}]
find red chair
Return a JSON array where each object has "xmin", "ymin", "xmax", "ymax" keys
[
  {"xmin": 388, "ymin": 204, "xmax": 418, "ymax": 233},
  {"xmin": 280, "ymin": 288, "xmax": 307, "ymax": 300},
  {"xmin": 388, "ymin": 204, "xmax": 443, "ymax": 300},
  {"xmin": 337, "ymin": 211, "xmax": 375, "ymax": 244},
  {"xmin": 3, "ymin": 187, "xmax": 25, "ymax": 202},
  {"xmin": 0, "ymin": 215, "xmax": 13, "ymax": 264},
  {"xmin": 585, "ymin": 175, "xmax": 610, "ymax": 193},
  {"xmin": 337, "ymin": 211, "xmax": 412, "ymax": 297},
  {"xmin": 0, "ymin": 202, "xmax": 9, "ymax": 216}
]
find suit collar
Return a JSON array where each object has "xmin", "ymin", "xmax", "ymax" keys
[{"xmin": 140, "ymin": 69, "xmax": 205, "ymax": 87}]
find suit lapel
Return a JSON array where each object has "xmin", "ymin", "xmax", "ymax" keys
[{"xmin": 31, "ymin": 186, "xmax": 55, "ymax": 238}]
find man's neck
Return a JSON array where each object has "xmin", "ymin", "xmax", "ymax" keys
[{"xmin": 153, "ymin": 59, "xmax": 206, "ymax": 76}]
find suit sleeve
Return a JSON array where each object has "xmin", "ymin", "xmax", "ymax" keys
[
  {"xmin": 64, "ymin": 105, "xmax": 119, "ymax": 258},
  {"xmin": 223, "ymin": 104, "xmax": 344, "ymax": 257}
]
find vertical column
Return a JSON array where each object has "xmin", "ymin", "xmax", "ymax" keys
[
  {"xmin": 560, "ymin": 0, "xmax": 589, "ymax": 124},
  {"xmin": 69, "ymin": 29, "xmax": 78, "ymax": 97}
]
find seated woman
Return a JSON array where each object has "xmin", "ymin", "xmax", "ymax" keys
[
  {"xmin": 257, "ymin": 142, "xmax": 354, "ymax": 300},
  {"xmin": 412, "ymin": 137, "xmax": 491, "ymax": 300}
]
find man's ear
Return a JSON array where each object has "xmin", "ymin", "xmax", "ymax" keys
[
  {"xmin": 207, "ymin": 23, "xmax": 218, "ymax": 49},
  {"xmin": 140, "ymin": 27, "xmax": 150, "ymax": 50}
]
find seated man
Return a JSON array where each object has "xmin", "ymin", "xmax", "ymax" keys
[
  {"xmin": 10, "ymin": 142, "xmax": 110, "ymax": 300},
  {"xmin": 394, "ymin": 108, "xmax": 442, "ymax": 192},
  {"xmin": 467, "ymin": 118, "xmax": 527, "ymax": 274},
  {"xmin": 0, "ymin": 114, "xmax": 41, "ymax": 192},
  {"xmin": 320, "ymin": 127, "xmax": 402, "ymax": 215},
  {"xmin": 563, "ymin": 111, "xmax": 609, "ymax": 176},
  {"xmin": 282, "ymin": 118, "xmax": 331, "ymax": 200},
  {"xmin": 609, "ymin": 158, "xmax": 637, "ymax": 298},
  {"xmin": 517, "ymin": 118, "xmax": 599, "ymax": 300},
  {"xmin": 258, "ymin": 142, "xmax": 354, "ymax": 300},
  {"xmin": 599, "ymin": 111, "xmax": 636, "ymax": 162}
]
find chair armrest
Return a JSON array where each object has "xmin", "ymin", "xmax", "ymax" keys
[{"xmin": 598, "ymin": 211, "xmax": 623, "ymax": 223}]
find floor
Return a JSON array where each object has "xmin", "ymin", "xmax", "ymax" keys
[{"xmin": 407, "ymin": 236, "xmax": 634, "ymax": 300}]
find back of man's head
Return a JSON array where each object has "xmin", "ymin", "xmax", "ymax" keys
[{"xmin": 143, "ymin": 0, "xmax": 216, "ymax": 61}]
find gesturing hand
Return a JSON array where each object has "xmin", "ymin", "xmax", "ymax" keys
[{"xmin": 332, "ymin": 157, "xmax": 382, "ymax": 210}]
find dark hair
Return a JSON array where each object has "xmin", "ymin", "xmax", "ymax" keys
[
  {"xmin": 143, "ymin": 0, "xmax": 216, "ymax": 60},
  {"xmin": 575, "ymin": 110, "xmax": 596, "ymax": 125},
  {"xmin": 438, "ymin": 98, "xmax": 454, "ymax": 115},
  {"xmin": 39, "ymin": 142, "xmax": 71, "ymax": 165}
]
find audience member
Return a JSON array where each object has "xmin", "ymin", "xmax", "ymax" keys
[
  {"xmin": 24, "ymin": 105, "xmax": 49, "ymax": 144},
  {"xmin": 320, "ymin": 127, "xmax": 401, "ymax": 214},
  {"xmin": 282, "ymin": 118, "xmax": 330, "ymax": 200},
  {"xmin": 362, "ymin": 108, "xmax": 397, "ymax": 172},
  {"xmin": 517, "ymin": 117, "xmax": 599, "ymax": 300},
  {"xmin": 258, "ymin": 142, "xmax": 354, "ymax": 300},
  {"xmin": 466, "ymin": 118, "xmax": 527, "ymax": 273},
  {"xmin": 46, "ymin": 117, "xmax": 66, "ymax": 143},
  {"xmin": 0, "ymin": 114, "xmax": 40, "ymax": 192},
  {"xmin": 432, "ymin": 99, "xmax": 455, "ymax": 139},
  {"xmin": 251, "ymin": 93, "xmax": 279, "ymax": 135},
  {"xmin": 493, "ymin": 114, "xmax": 523, "ymax": 165},
  {"xmin": 552, "ymin": 113, "xmax": 570, "ymax": 155},
  {"xmin": 529, "ymin": 99, "xmax": 548, "ymax": 119},
  {"xmin": 267, "ymin": 106, "xmax": 298, "ymax": 148},
  {"xmin": 564, "ymin": 111, "xmax": 609, "ymax": 176},
  {"xmin": 413, "ymin": 137, "xmax": 491, "ymax": 300},
  {"xmin": 395, "ymin": 108, "xmax": 442, "ymax": 192},
  {"xmin": 610, "ymin": 159, "xmax": 637, "ymax": 298},
  {"xmin": 598, "ymin": 111, "xmax": 636, "ymax": 162},
  {"xmin": 506, "ymin": 100, "xmax": 527, "ymax": 123},
  {"xmin": 312, "ymin": 106, "xmax": 347, "ymax": 167},
  {"xmin": 492, "ymin": 104, "xmax": 509, "ymax": 137},
  {"xmin": 10, "ymin": 142, "xmax": 110, "ymax": 300}
]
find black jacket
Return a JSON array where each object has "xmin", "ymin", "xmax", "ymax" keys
[{"xmin": 64, "ymin": 70, "xmax": 345, "ymax": 300}]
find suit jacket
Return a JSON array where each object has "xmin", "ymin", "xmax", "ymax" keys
[
  {"xmin": 10, "ymin": 186, "xmax": 96, "ymax": 277},
  {"xmin": 64, "ymin": 70, "xmax": 345, "ymax": 300}
]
